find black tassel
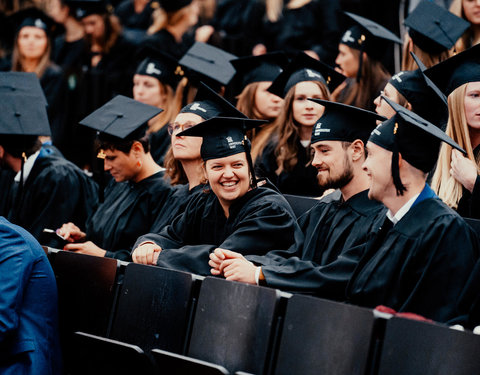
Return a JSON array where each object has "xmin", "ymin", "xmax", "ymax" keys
[
  {"xmin": 243, "ymin": 137, "xmax": 257, "ymax": 189},
  {"xmin": 356, "ymin": 35, "xmax": 366, "ymax": 83},
  {"xmin": 391, "ymin": 123, "xmax": 406, "ymax": 196}
]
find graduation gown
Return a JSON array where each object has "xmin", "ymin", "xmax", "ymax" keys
[
  {"xmin": 149, "ymin": 126, "xmax": 170, "ymax": 165},
  {"xmin": 141, "ymin": 29, "xmax": 193, "ymax": 60},
  {"xmin": 7, "ymin": 153, "xmax": 98, "ymax": 248},
  {"xmin": 135, "ymin": 182, "xmax": 303, "ymax": 275},
  {"xmin": 86, "ymin": 171, "xmax": 172, "ymax": 261},
  {"xmin": 248, "ymin": 189, "xmax": 386, "ymax": 293},
  {"xmin": 456, "ymin": 145, "xmax": 480, "ymax": 219},
  {"xmin": 254, "ymin": 137, "xmax": 324, "ymax": 197},
  {"xmin": 346, "ymin": 186, "xmax": 479, "ymax": 323},
  {"xmin": 0, "ymin": 168, "xmax": 15, "ymax": 217}
]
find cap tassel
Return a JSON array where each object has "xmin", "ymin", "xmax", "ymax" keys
[
  {"xmin": 356, "ymin": 35, "xmax": 366, "ymax": 83},
  {"xmin": 13, "ymin": 152, "xmax": 27, "ymax": 222},
  {"xmin": 391, "ymin": 123, "xmax": 406, "ymax": 196},
  {"xmin": 242, "ymin": 137, "xmax": 257, "ymax": 189}
]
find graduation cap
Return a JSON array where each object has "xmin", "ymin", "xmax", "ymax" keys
[
  {"xmin": 0, "ymin": 72, "xmax": 47, "ymax": 105},
  {"xmin": 135, "ymin": 46, "xmax": 181, "ymax": 89},
  {"xmin": 158, "ymin": 0, "xmax": 192, "ymax": 12},
  {"xmin": 368, "ymin": 95, "xmax": 465, "ymax": 195},
  {"xmin": 230, "ymin": 52, "xmax": 290, "ymax": 90},
  {"xmin": 178, "ymin": 117, "xmax": 267, "ymax": 187},
  {"xmin": 10, "ymin": 7, "xmax": 56, "ymax": 36},
  {"xmin": 341, "ymin": 12, "xmax": 402, "ymax": 60},
  {"xmin": 404, "ymin": 0, "xmax": 470, "ymax": 54},
  {"xmin": 66, "ymin": 0, "xmax": 110, "ymax": 19},
  {"xmin": 424, "ymin": 43, "xmax": 480, "ymax": 97},
  {"xmin": 0, "ymin": 94, "xmax": 51, "ymax": 137},
  {"xmin": 388, "ymin": 69, "xmax": 448, "ymax": 126},
  {"xmin": 179, "ymin": 82, "xmax": 247, "ymax": 120},
  {"xmin": 410, "ymin": 51, "xmax": 448, "ymax": 106},
  {"xmin": 268, "ymin": 53, "xmax": 345, "ymax": 98},
  {"xmin": 79, "ymin": 95, "xmax": 162, "ymax": 141},
  {"xmin": 308, "ymin": 99, "xmax": 385, "ymax": 144},
  {"xmin": 177, "ymin": 42, "xmax": 237, "ymax": 91}
]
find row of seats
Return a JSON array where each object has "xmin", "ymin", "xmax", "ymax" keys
[{"xmin": 45, "ymin": 248, "xmax": 480, "ymax": 375}]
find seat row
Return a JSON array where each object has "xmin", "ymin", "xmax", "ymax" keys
[{"xmin": 45, "ymin": 245, "xmax": 480, "ymax": 375}]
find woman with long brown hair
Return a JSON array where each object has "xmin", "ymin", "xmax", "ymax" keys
[
  {"xmin": 332, "ymin": 13, "xmax": 401, "ymax": 111},
  {"xmin": 450, "ymin": 0, "xmax": 480, "ymax": 52},
  {"xmin": 427, "ymin": 45, "xmax": 480, "ymax": 219},
  {"xmin": 255, "ymin": 53, "xmax": 345, "ymax": 197}
]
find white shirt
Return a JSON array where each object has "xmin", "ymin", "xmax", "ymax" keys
[
  {"xmin": 386, "ymin": 192, "xmax": 421, "ymax": 225},
  {"xmin": 14, "ymin": 150, "xmax": 40, "ymax": 184}
]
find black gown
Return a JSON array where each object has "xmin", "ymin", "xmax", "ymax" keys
[
  {"xmin": 86, "ymin": 171, "xmax": 173, "ymax": 261},
  {"xmin": 248, "ymin": 189, "xmax": 386, "ymax": 293},
  {"xmin": 254, "ymin": 137, "xmax": 324, "ymax": 197},
  {"xmin": 141, "ymin": 29, "xmax": 193, "ymax": 60},
  {"xmin": 0, "ymin": 167, "xmax": 15, "ymax": 217},
  {"xmin": 346, "ymin": 187, "xmax": 479, "ymax": 323},
  {"xmin": 7, "ymin": 153, "xmax": 99, "ymax": 248},
  {"xmin": 135, "ymin": 181, "xmax": 303, "ymax": 275},
  {"xmin": 257, "ymin": 0, "xmax": 342, "ymax": 66},
  {"xmin": 456, "ymin": 145, "xmax": 480, "ymax": 219},
  {"xmin": 149, "ymin": 126, "xmax": 170, "ymax": 165}
]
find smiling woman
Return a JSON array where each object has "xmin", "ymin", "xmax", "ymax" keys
[{"xmin": 131, "ymin": 117, "xmax": 302, "ymax": 276}]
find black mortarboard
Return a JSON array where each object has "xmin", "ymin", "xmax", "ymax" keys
[
  {"xmin": 0, "ymin": 72, "xmax": 47, "ymax": 105},
  {"xmin": 341, "ymin": 12, "xmax": 402, "ymax": 60},
  {"xmin": 388, "ymin": 69, "xmax": 448, "ymax": 126},
  {"xmin": 10, "ymin": 7, "xmax": 55, "ymax": 36},
  {"xmin": 66, "ymin": 0, "xmax": 110, "ymax": 19},
  {"xmin": 180, "ymin": 82, "xmax": 246, "ymax": 120},
  {"xmin": 230, "ymin": 52, "xmax": 290, "ymax": 90},
  {"xmin": 404, "ymin": 0, "xmax": 470, "ymax": 54},
  {"xmin": 0, "ymin": 94, "xmax": 51, "ymax": 136},
  {"xmin": 424, "ymin": 44, "xmax": 480, "ymax": 97},
  {"xmin": 135, "ymin": 46, "xmax": 180, "ymax": 89},
  {"xmin": 268, "ymin": 53, "xmax": 345, "ymax": 98},
  {"xmin": 79, "ymin": 95, "xmax": 162, "ymax": 141},
  {"xmin": 159, "ymin": 0, "xmax": 192, "ymax": 12},
  {"xmin": 410, "ymin": 51, "xmax": 448, "ymax": 106},
  {"xmin": 369, "ymin": 95, "xmax": 465, "ymax": 194},
  {"xmin": 308, "ymin": 99, "xmax": 385, "ymax": 145},
  {"xmin": 178, "ymin": 42, "xmax": 237, "ymax": 91}
]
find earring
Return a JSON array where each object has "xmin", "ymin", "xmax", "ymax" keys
[{"xmin": 137, "ymin": 160, "xmax": 142, "ymax": 168}]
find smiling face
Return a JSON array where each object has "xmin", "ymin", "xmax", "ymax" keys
[
  {"xmin": 254, "ymin": 81, "xmax": 283, "ymax": 120},
  {"xmin": 374, "ymin": 83, "xmax": 400, "ymax": 120},
  {"xmin": 312, "ymin": 140, "xmax": 354, "ymax": 189},
  {"xmin": 17, "ymin": 26, "xmax": 48, "ymax": 60},
  {"xmin": 170, "ymin": 112, "xmax": 203, "ymax": 161},
  {"xmin": 292, "ymin": 81, "xmax": 325, "ymax": 128},
  {"xmin": 363, "ymin": 141, "xmax": 394, "ymax": 202},
  {"xmin": 205, "ymin": 152, "xmax": 251, "ymax": 211}
]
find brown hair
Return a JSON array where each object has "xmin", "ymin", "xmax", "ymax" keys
[
  {"xmin": 332, "ymin": 46, "xmax": 390, "ymax": 110},
  {"xmin": 401, "ymin": 34, "xmax": 451, "ymax": 71},
  {"xmin": 11, "ymin": 28, "xmax": 51, "ymax": 77},
  {"xmin": 163, "ymin": 146, "xmax": 188, "ymax": 185},
  {"xmin": 432, "ymin": 83, "xmax": 480, "ymax": 208},
  {"xmin": 148, "ymin": 3, "xmax": 193, "ymax": 34},
  {"xmin": 450, "ymin": 0, "xmax": 473, "ymax": 53},
  {"xmin": 147, "ymin": 82, "xmax": 177, "ymax": 133},
  {"xmin": 270, "ymin": 81, "xmax": 330, "ymax": 174},
  {"xmin": 98, "ymin": 133, "xmax": 150, "ymax": 154}
]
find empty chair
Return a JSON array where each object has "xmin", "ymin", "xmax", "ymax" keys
[
  {"xmin": 273, "ymin": 294, "xmax": 378, "ymax": 375},
  {"xmin": 72, "ymin": 331, "xmax": 157, "ymax": 375},
  {"xmin": 284, "ymin": 194, "xmax": 320, "ymax": 218},
  {"xmin": 377, "ymin": 317, "xmax": 480, "ymax": 375},
  {"xmin": 186, "ymin": 277, "xmax": 284, "ymax": 374},
  {"xmin": 151, "ymin": 349, "xmax": 229, "ymax": 375},
  {"xmin": 109, "ymin": 263, "xmax": 198, "ymax": 354}
]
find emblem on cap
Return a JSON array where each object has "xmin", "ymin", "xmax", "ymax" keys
[
  {"xmin": 146, "ymin": 63, "xmax": 161, "ymax": 76},
  {"xmin": 226, "ymin": 136, "xmax": 242, "ymax": 149},
  {"xmin": 190, "ymin": 103, "xmax": 207, "ymax": 113},
  {"xmin": 342, "ymin": 30, "xmax": 355, "ymax": 43},
  {"xmin": 34, "ymin": 18, "xmax": 46, "ymax": 29},
  {"xmin": 391, "ymin": 72, "xmax": 405, "ymax": 83},
  {"xmin": 306, "ymin": 69, "xmax": 322, "ymax": 79}
]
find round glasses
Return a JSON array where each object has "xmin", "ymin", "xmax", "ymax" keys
[{"xmin": 167, "ymin": 123, "xmax": 194, "ymax": 136}]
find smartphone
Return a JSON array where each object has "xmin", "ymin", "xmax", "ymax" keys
[{"xmin": 42, "ymin": 228, "xmax": 69, "ymax": 247}]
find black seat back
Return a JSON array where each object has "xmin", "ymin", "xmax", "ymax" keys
[
  {"xmin": 151, "ymin": 349, "xmax": 229, "ymax": 375},
  {"xmin": 283, "ymin": 194, "xmax": 319, "ymax": 218}
]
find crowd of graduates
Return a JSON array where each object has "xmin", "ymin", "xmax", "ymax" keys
[{"xmin": 3, "ymin": 0, "xmax": 480, "ymax": 372}]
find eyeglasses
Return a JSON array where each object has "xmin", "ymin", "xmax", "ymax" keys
[{"xmin": 167, "ymin": 123, "xmax": 194, "ymax": 136}]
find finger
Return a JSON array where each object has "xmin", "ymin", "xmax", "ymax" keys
[
  {"xmin": 208, "ymin": 259, "xmax": 221, "ymax": 269},
  {"xmin": 210, "ymin": 268, "xmax": 221, "ymax": 276},
  {"xmin": 219, "ymin": 259, "xmax": 237, "ymax": 273},
  {"xmin": 213, "ymin": 248, "xmax": 225, "ymax": 260}
]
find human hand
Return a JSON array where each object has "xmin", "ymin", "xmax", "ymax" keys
[
  {"xmin": 63, "ymin": 241, "xmax": 106, "ymax": 257},
  {"xmin": 209, "ymin": 248, "xmax": 246, "ymax": 275},
  {"xmin": 195, "ymin": 25, "xmax": 215, "ymax": 42},
  {"xmin": 451, "ymin": 149, "xmax": 478, "ymax": 193},
  {"xmin": 221, "ymin": 258, "xmax": 257, "ymax": 284},
  {"xmin": 57, "ymin": 222, "xmax": 86, "ymax": 242},
  {"xmin": 252, "ymin": 43, "xmax": 267, "ymax": 56},
  {"xmin": 132, "ymin": 242, "xmax": 162, "ymax": 265}
]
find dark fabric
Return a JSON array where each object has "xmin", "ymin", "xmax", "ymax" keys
[
  {"xmin": 257, "ymin": 0, "xmax": 342, "ymax": 66},
  {"xmin": 114, "ymin": 0, "xmax": 153, "ymax": 30},
  {"xmin": 346, "ymin": 197, "xmax": 479, "ymax": 323},
  {"xmin": 0, "ymin": 168, "xmax": 15, "ymax": 217},
  {"xmin": 7, "ymin": 154, "xmax": 98, "ymax": 248},
  {"xmin": 86, "ymin": 171, "xmax": 172, "ymax": 261},
  {"xmin": 249, "ymin": 190, "xmax": 386, "ymax": 293},
  {"xmin": 141, "ymin": 29, "xmax": 193, "ymax": 60},
  {"xmin": 0, "ymin": 217, "xmax": 62, "ymax": 375},
  {"xmin": 135, "ymin": 182, "xmax": 303, "ymax": 275},
  {"xmin": 254, "ymin": 137, "xmax": 324, "ymax": 197},
  {"xmin": 149, "ymin": 126, "xmax": 170, "ymax": 165},
  {"xmin": 456, "ymin": 145, "xmax": 480, "ymax": 219}
]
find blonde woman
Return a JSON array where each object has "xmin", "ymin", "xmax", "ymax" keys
[
  {"xmin": 427, "ymin": 45, "xmax": 480, "ymax": 218},
  {"xmin": 450, "ymin": 0, "xmax": 480, "ymax": 52}
]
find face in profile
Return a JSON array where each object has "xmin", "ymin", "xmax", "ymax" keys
[
  {"xmin": 374, "ymin": 83, "xmax": 401, "ymax": 121},
  {"xmin": 292, "ymin": 81, "xmax": 325, "ymax": 128},
  {"xmin": 17, "ymin": 26, "xmax": 48, "ymax": 60},
  {"xmin": 82, "ymin": 14, "xmax": 105, "ymax": 42},
  {"xmin": 103, "ymin": 147, "xmax": 139, "ymax": 182},
  {"xmin": 335, "ymin": 43, "xmax": 359, "ymax": 78},
  {"xmin": 312, "ymin": 140, "xmax": 354, "ymax": 190},
  {"xmin": 205, "ymin": 152, "xmax": 251, "ymax": 210},
  {"xmin": 463, "ymin": 81, "xmax": 480, "ymax": 132},
  {"xmin": 254, "ymin": 81, "xmax": 283, "ymax": 120},
  {"xmin": 363, "ymin": 141, "xmax": 394, "ymax": 202},
  {"xmin": 170, "ymin": 112, "xmax": 203, "ymax": 161}
]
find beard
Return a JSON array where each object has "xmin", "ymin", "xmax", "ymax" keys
[{"xmin": 316, "ymin": 155, "xmax": 354, "ymax": 190}]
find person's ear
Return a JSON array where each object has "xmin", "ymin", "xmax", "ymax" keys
[{"xmin": 350, "ymin": 139, "xmax": 365, "ymax": 162}]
